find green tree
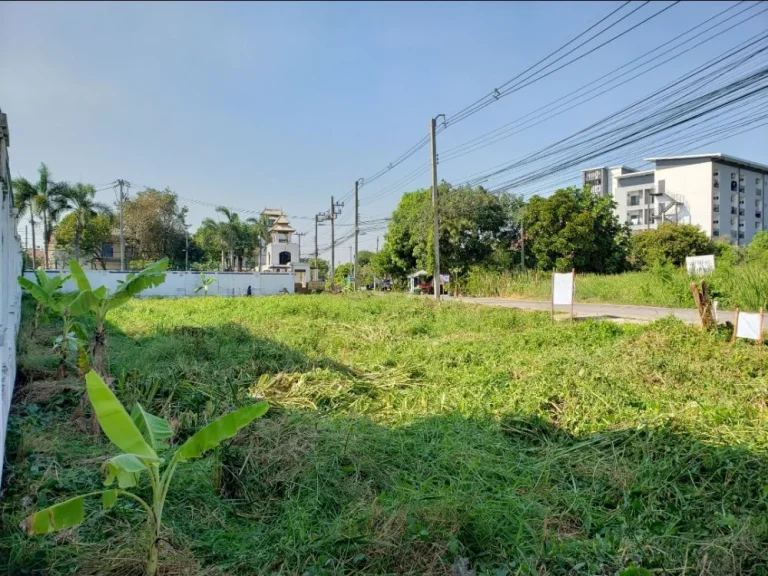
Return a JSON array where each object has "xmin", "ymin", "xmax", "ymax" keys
[
  {"xmin": 56, "ymin": 212, "xmax": 115, "ymax": 270},
  {"xmin": 333, "ymin": 262, "xmax": 353, "ymax": 286},
  {"xmin": 523, "ymin": 186, "xmax": 629, "ymax": 273},
  {"xmin": 13, "ymin": 162, "xmax": 69, "ymax": 269},
  {"xmin": 58, "ymin": 183, "xmax": 112, "ymax": 261},
  {"xmin": 123, "ymin": 188, "xmax": 188, "ymax": 268},
  {"xmin": 630, "ymin": 223, "xmax": 714, "ymax": 269},
  {"xmin": 378, "ymin": 183, "xmax": 521, "ymax": 282},
  {"xmin": 307, "ymin": 257, "xmax": 329, "ymax": 280}
]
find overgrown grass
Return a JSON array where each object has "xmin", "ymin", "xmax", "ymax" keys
[
  {"xmin": 2, "ymin": 294, "xmax": 768, "ymax": 575},
  {"xmin": 463, "ymin": 264, "xmax": 768, "ymax": 310}
]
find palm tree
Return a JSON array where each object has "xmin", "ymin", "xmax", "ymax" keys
[
  {"xmin": 13, "ymin": 180, "xmax": 38, "ymax": 268},
  {"xmin": 199, "ymin": 218, "xmax": 227, "ymax": 270},
  {"xmin": 62, "ymin": 183, "xmax": 112, "ymax": 261},
  {"xmin": 215, "ymin": 206, "xmax": 240, "ymax": 271},
  {"xmin": 13, "ymin": 163, "xmax": 69, "ymax": 269},
  {"xmin": 246, "ymin": 215, "xmax": 271, "ymax": 269}
]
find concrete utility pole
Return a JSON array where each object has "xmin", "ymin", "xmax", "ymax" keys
[
  {"xmin": 520, "ymin": 215, "xmax": 526, "ymax": 272},
  {"xmin": 354, "ymin": 178, "xmax": 363, "ymax": 289},
  {"xmin": 349, "ymin": 245, "xmax": 353, "ymax": 265},
  {"xmin": 430, "ymin": 114, "xmax": 445, "ymax": 299},
  {"xmin": 330, "ymin": 196, "xmax": 336, "ymax": 288},
  {"xmin": 329, "ymin": 197, "xmax": 343, "ymax": 289},
  {"xmin": 295, "ymin": 232, "xmax": 306, "ymax": 260},
  {"xmin": 376, "ymin": 236, "xmax": 379, "ymax": 252},
  {"xmin": 115, "ymin": 179, "xmax": 128, "ymax": 271}
]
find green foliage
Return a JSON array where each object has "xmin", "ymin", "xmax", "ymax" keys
[
  {"xmin": 307, "ymin": 257, "xmax": 329, "ymax": 280},
  {"xmin": 745, "ymin": 230, "xmax": 768, "ymax": 267},
  {"xmin": 13, "ymin": 162, "xmax": 70, "ymax": 268},
  {"xmin": 5, "ymin": 295, "xmax": 768, "ymax": 574},
  {"xmin": 630, "ymin": 223, "xmax": 715, "ymax": 268},
  {"xmin": 379, "ymin": 183, "xmax": 520, "ymax": 281},
  {"xmin": 334, "ymin": 262, "xmax": 353, "ymax": 286},
  {"xmin": 56, "ymin": 211, "xmax": 114, "ymax": 269},
  {"xmin": 523, "ymin": 186, "xmax": 629, "ymax": 273},
  {"xmin": 122, "ymin": 188, "xmax": 191, "ymax": 269},
  {"xmin": 194, "ymin": 272, "xmax": 216, "ymax": 295},
  {"xmin": 195, "ymin": 209, "xmax": 268, "ymax": 271},
  {"xmin": 22, "ymin": 370, "xmax": 268, "ymax": 576},
  {"xmin": 69, "ymin": 258, "xmax": 169, "ymax": 375}
]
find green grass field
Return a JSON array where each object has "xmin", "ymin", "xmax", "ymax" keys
[
  {"xmin": 2, "ymin": 294, "xmax": 768, "ymax": 575},
  {"xmin": 462, "ymin": 266, "xmax": 768, "ymax": 311}
]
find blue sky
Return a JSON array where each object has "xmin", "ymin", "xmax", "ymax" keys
[{"xmin": 2, "ymin": 1, "xmax": 766, "ymax": 260}]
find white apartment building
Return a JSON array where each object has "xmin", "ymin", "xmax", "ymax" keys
[{"xmin": 583, "ymin": 154, "xmax": 768, "ymax": 246}]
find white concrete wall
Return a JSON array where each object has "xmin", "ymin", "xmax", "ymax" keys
[
  {"xmin": 23, "ymin": 270, "xmax": 295, "ymax": 297},
  {"xmin": 1, "ymin": 111, "xmax": 22, "ymax": 489},
  {"xmin": 654, "ymin": 158, "xmax": 713, "ymax": 237}
]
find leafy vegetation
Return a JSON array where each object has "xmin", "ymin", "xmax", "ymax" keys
[
  {"xmin": 3, "ymin": 294, "xmax": 768, "ymax": 575},
  {"xmin": 523, "ymin": 186, "xmax": 629, "ymax": 273},
  {"xmin": 629, "ymin": 223, "xmax": 715, "ymax": 269},
  {"xmin": 195, "ymin": 273, "xmax": 217, "ymax": 296},
  {"xmin": 22, "ymin": 370, "xmax": 267, "ymax": 576}
]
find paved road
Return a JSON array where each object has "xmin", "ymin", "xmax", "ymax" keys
[{"xmin": 444, "ymin": 296, "xmax": 720, "ymax": 325}]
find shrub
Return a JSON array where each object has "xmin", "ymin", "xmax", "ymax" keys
[
  {"xmin": 630, "ymin": 223, "xmax": 714, "ymax": 268},
  {"xmin": 745, "ymin": 230, "xmax": 768, "ymax": 267}
]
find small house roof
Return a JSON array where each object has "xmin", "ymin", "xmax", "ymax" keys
[
  {"xmin": 269, "ymin": 214, "xmax": 295, "ymax": 233},
  {"xmin": 408, "ymin": 270, "xmax": 429, "ymax": 278}
]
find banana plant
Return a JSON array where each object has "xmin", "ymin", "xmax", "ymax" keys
[
  {"xmin": 52, "ymin": 292, "xmax": 89, "ymax": 379},
  {"xmin": 22, "ymin": 370, "xmax": 268, "ymax": 576},
  {"xmin": 17, "ymin": 269, "xmax": 69, "ymax": 332},
  {"xmin": 68, "ymin": 258, "xmax": 168, "ymax": 377},
  {"xmin": 194, "ymin": 272, "xmax": 216, "ymax": 296}
]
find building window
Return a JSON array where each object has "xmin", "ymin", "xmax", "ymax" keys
[
  {"xmin": 757, "ymin": 178, "xmax": 762, "ymax": 186},
  {"xmin": 739, "ymin": 209, "xmax": 745, "ymax": 216},
  {"xmin": 739, "ymin": 186, "xmax": 745, "ymax": 194},
  {"xmin": 731, "ymin": 207, "xmax": 737, "ymax": 215},
  {"xmin": 739, "ymin": 222, "xmax": 745, "ymax": 229},
  {"xmin": 739, "ymin": 199, "xmax": 745, "ymax": 205},
  {"xmin": 713, "ymin": 205, "xmax": 719, "ymax": 212},
  {"xmin": 756, "ymin": 222, "xmax": 762, "ymax": 230},
  {"xmin": 731, "ymin": 195, "xmax": 737, "ymax": 203},
  {"xmin": 739, "ymin": 232, "xmax": 745, "ymax": 239},
  {"xmin": 713, "ymin": 195, "xmax": 719, "ymax": 202},
  {"xmin": 731, "ymin": 231, "xmax": 738, "ymax": 238},
  {"xmin": 279, "ymin": 251, "xmax": 291, "ymax": 265},
  {"xmin": 713, "ymin": 171, "xmax": 719, "ymax": 188},
  {"xmin": 713, "ymin": 219, "xmax": 719, "ymax": 225},
  {"xmin": 731, "ymin": 172, "xmax": 737, "ymax": 180},
  {"xmin": 731, "ymin": 180, "xmax": 738, "ymax": 191},
  {"xmin": 758, "ymin": 188, "xmax": 763, "ymax": 196},
  {"xmin": 101, "ymin": 243, "xmax": 114, "ymax": 258},
  {"xmin": 713, "ymin": 229, "xmax": 719, "ymax": 237},
  {"xmin": 757, "ymin": 212, "xmax": 762, "ymax": 219}
]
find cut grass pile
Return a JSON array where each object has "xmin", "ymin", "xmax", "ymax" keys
[
  {"xmin": 2, "ymin": 293, "xmax": 768, "ymax": 575},
  {"xmin": 463, "ymin": 265, "xmax": 768, "ymax": 311}
]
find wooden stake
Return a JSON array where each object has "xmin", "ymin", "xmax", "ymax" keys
[
  {"xmin": 571, "ymin": 268, "xmax": 575, "ymax": 321},
  {"xmin": 731, "ymin": 308, "xmax": 740, "ymax": 345},
  {"xmin": 551, "ymin": 268, "xmax": 555, "ymax": 321}
]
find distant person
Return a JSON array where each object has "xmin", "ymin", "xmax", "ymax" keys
[{"xmin": 246, "ymin": 285, "xmax": 252, "ymax": 296}]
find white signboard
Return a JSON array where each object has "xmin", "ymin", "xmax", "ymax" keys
[
  {"xmin": 686, "ymin": 254, "xmax": 715, "ymax": 276},
  {"xmin": 735, "ymin": 311, "xmax": 764, "ymax": 341},
  {"xmin": 552, "ymin": 272, "xmax": 575, "ymax": 306}
]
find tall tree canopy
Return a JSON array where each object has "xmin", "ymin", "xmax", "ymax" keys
[
  {"xmin": 523, "ymin": 186, "xmax": 629, "ymax": 273},
  {"xmin": 56, "ymin": 212, "xmax": 115, "ymax": 270},
  {"xmin": 13, "ymin": 162, "xmax": 69, "ymax": 268},
  {"xmin": 123, "ymin": 188, "xmax": 189, "ymax": 268},
  {"xmin": 376, "ymin": 183, "xmax": 521, "ymax": 281}
]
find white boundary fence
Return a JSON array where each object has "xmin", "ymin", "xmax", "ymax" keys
[
  {"xmin": 1, "ymin": 117, "xmax": 22, "ymax": 487},
  {"xmin": 23, "ymin": 269, "xmax": 295, "ymax": 297}
]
